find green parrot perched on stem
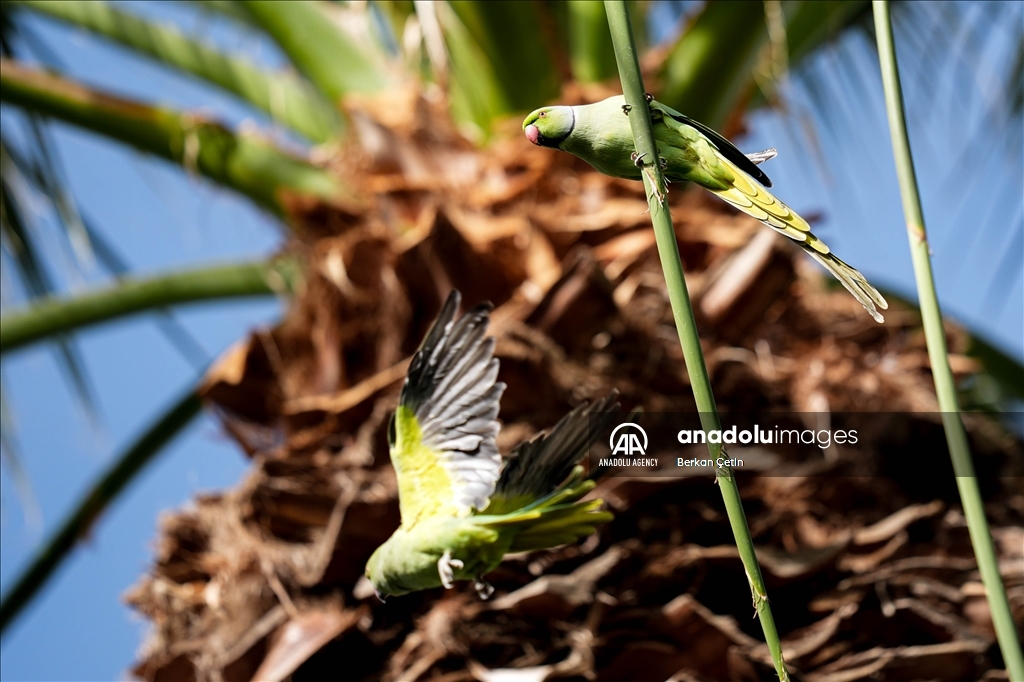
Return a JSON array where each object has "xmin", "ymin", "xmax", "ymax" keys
[
  {"xmin": 364, "ymin": 290, "xmax": 619, "ymax": 599},
  {"xmin": 523, "ymin": 95, "xmax": 888, "ymax": 323}
]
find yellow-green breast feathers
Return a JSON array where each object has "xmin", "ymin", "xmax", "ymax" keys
[{"xmin": 390, "ymin": 291, "xmax": 505, "ymax": 528}]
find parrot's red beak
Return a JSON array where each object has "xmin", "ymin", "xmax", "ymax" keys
[{"xmin": 524, "ymin": 124, "xmax": 540, "ymax": 145}]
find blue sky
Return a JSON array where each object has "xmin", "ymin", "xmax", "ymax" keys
[{"xmin": 1, "ymin": 3, "xmax": 1022, "ymax": 681}]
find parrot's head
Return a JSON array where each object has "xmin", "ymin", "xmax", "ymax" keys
[
  {"xmin": 523, "ymin": 106, "xmax": 574, "ymax": 148},
  {"xmin": 362, "ymin": 540, "xmax": 405, "ymax": 598},
  {"xmin": 364, "ymin": 545, "xmax": 394, "ymax": 601}
]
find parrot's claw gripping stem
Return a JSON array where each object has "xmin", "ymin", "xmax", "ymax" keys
[
  {"xmin": 624, "ymin": 94, "xmax": 654, "ymax": 116},
  {"xmin": 438, "ymin": 550, "xmax": 463, "ymax": 589},
  {"xmin": 474, "ymin": 579, "xmax": 495, "ymax": 600},
  {"xmin": 631, "ymin": 151, "xmax": 668, "ymax": 171}
]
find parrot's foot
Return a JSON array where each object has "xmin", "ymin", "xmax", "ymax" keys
[
  {"xmin": 474, "ymin": 579, "xmax": 494, "ymax": 600},
  {"xmin": 629, "ymin": 151, "xmax": 668, "ymax": 171},
  {"xmin": 438, "ymin": 550, "xmax": 464, "ymax": 590},
  {"xmin": 623, "ymin": 94, "xmax": 654, "ymax": 116}
]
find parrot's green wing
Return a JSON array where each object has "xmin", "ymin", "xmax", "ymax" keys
[
  {"xmin": 389, "ymin": 290, "xmax": 506, "ymax": 528},
  {"xmin": 481, "ymin": 391, "xmax": 620, "ymax": 517},
  {"xmin": 649, "ymin": 100, "xmax": 773, "ymax": 188},
  {"xmin": 651, "ymin": 100, "xmax": 888, "ymax": 323}
]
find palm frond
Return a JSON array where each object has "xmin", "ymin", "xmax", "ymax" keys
[
  {"xmin": 0, "ymin": 156, "xmax": 100, "ymax": 420},
  {"xmin": 0, "ymin": 377, "xmax": 42, "ymax": 529},
  {"xmin": 1, "ymin": 259, "xmax": 298, "ymax": 353},
  {"xmin": 242, "ymin": 0, "xmax": 392, "ymax": 103},
  {"xmin": 0, "ymin": 388, "xmax": 205, "ymax": 635},
  {"xmin": 0, "ymin": 59, "xmax": 357, "ymax": 215},
  {"xmin": 80, "ymin": 216, "xmax": 210, "ymax": 369},
  {"xmin": 13, "ymin": 0, "xmax": 341, "ymax": 143}
]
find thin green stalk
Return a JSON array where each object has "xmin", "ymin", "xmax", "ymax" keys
[
  {"xmin": 1, "ymin": 259, "xmax": 298, "ymax": 353},
  {"xmin": 603, "ymin": 3, "xmax": 790, "ymax": 680},
  {"xmin": 873, "ymin": 3, "xmax": 1024, "ymax": 678},
  {"xmin": 0, "ymin": 389, "xmax": 204, "ymax": 636},
  {"xmin": 241, "ymin": 0, "xmax": 390, "ymax": 105},
  {"xmin": 0, "ymin": 59, "xmax": 359, "ymax": 215},
  {"xmin": 12, "ymin": 0, "xmax": 340, "ymax": 143}
]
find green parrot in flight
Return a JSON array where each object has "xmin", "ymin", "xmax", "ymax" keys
[
  {"xmin": 523, "ymin": 95, "xmax": 888, "ymax": 323},
  {"xmin": 364, "ymin": 290, "xmax": 619, "ymax": 599}
]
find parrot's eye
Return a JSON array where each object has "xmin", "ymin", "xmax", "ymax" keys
[{"xmin": 539, "ymin": 112, "xmax": 546, "ymax": 118}]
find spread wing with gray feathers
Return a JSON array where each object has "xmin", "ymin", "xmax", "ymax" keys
[
  {"xmin": 483, "ymin": 391, "xmax": 620, "ymax": 516},
  {"xmin": 398, "ymin": 290, "xmax": 506, "ymax": 514}
]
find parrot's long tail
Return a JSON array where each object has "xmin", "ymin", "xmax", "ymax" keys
[
  {"xmin": 799, "ymin": 248, "xmax": 888, "ymax": 324},
  {"xmin": 507, "ymin": 498, "xmax": 611, "ymax": 553},
  {"xmin": 709, "ymin": 153, "xmax": 888, "ymax": 323},
  {"xmin": 479, "ymin": 472, "xmax": 612, "ymax": 553}
]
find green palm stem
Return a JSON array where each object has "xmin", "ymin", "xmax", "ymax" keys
[
  {"xmin": 1, "ymin": 259, "xmax": 298, "ymax": 353},
  {"xmin": 12, "ymin": 0, "xmax": 340, "ymax": 143},
  {"xmin": 193, "ymin": 0, "xmax": 261, "ymax": 28},
  {"xmin": 434, "ymin": 0, "xmax": 508, "ymax": 138},
  {"xmin": 1, "ymin": 172, "xmax": 102, "ymax": 417},
  {"xmin": 445, "ymin": 1, "xmax": 560, "ymax": 113},
  {"xmin": 782, "ymin": 1, "xmax": 870, "ymax": 71},
  {"xmin": 0, "ymin": 59, "xmax": 359, "ymax": 215},
  {"xmin": 566, "ymin": 0, "xmax": 617, "ymax": 84},
  {"xmin": 604, "ymin": 3, "xmax": 790, "ymax": 680},
  {"xmin": 657, "ymin": 0, "xmax": 769, "ymax": 130},
  {"xmin": 241, "ymin": 0, "xmax": 391, "ymax": 105},
  {"xmin": 658, "ymin": 1, "xmax": 873, "ymax": 129},
  {"xmin": 438, "ymin": 0, "xmax": 569, "ymax": 137},
  {"xmin": 0, "ymin": 389, "xmax": 204, "ymax": 636},
  {"xmin": 873, "ymin": 3, "xmax": 1024, "ymax": 678}
]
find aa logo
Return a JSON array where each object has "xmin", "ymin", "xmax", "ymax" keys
[{"xmin": 609, "ymin": 423, "xmax": 648, "ymax": 456}]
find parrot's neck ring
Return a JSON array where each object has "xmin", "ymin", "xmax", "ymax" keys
[{"xmin": 557, "ymin": 107, "xmax": 576, "ymax": 147}]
